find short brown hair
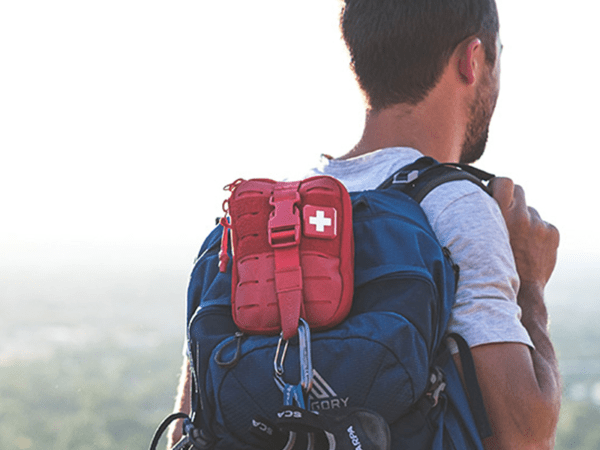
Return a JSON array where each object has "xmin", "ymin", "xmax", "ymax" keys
[{"xmin": 341, "ymin": 0, "xmax": 499, "ymax": 110}]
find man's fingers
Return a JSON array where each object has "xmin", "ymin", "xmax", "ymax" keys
[
  {"xmin": 490, "ymin": 176, "xmax": 560, "ymax": 287},
  {"xmin": 489, "ymin": 177, "xmax": 527, "ymax": 220},
  {"xmin": 550, "ymin": 223, "xmax": 560, "ymax": 247},
  {"xmin": 490, "ymin": 176, "xmax": 558, "ymax": 247},
  {"xmin": 489, "ymin": 177, "xmax": 515, "ymax": 212},
  {"xmin": 528, "ymin": 206, "xmax": 541, "ymax": 221},
  {"xmin": 529, "ymin": 207, "xmax": 559, "ymax": 244},
  {"xmin": 512, "ymin": 184, "xmax": 527, "ymax": 212},
  {"xmin": 540, "ymin": 215, "xmax": 560, "ymax": 248}
]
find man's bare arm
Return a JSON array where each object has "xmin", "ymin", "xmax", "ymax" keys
[
  {"xmin": 166, "ymin": 356, "xmax": 192, "ymax": 449},
  {"xmin": 459, "ymin": 177, "xmax": 561, "ymax": 450}
]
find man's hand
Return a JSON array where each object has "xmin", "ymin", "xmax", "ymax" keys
[{"xmin": 489, "ymin": 177, "xmax": 559, "ymax": 289}]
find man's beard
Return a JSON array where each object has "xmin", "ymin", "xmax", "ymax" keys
[{"xmin": 459, "ymin": 75, "xmax": 498, "ymax": 164}]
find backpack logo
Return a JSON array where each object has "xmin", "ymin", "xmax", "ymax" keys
[
  {"xmin": 303, "ymin": 205, "xmax": 337, "ymax": 239},
  {"xmin": 277, "ymin": 410, "xmax": 302, "ymax": 419},
  {"xmin": 347, "ymin": 425, "xmax": 363, "ymax": 450},
  {"xmin": 308, "ymin": 370, "xmax": 349, "ymax": 411},
  {"xmin": 251, "ymin": 419, "xmax": 274, "ymax": 436}
]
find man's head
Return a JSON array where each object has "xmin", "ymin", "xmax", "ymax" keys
[
  {"xmin": 341, "ymin": 0, "xmax": 500, "ymax": 110},
  {"xmin": 341, "ymin": 0, "xmax": 501, "ymax": 163}
]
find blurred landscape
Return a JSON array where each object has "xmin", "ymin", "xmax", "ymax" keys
[{"xmin": 1, "ymin": 249, "xmax": 599, "ymax": 450}]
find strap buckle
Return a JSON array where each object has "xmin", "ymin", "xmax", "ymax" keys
[
  {"xmin": 426, "ymin": 366, "xmax": 447, "ymax": 407},
  {"xmin": 392, "ymin": 169, "xmax": 420, "ymax": 185},
  {"xmin": 268, "ymin": 184, "xmax": 301, "ymax": 248}
]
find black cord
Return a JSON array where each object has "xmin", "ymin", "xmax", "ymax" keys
[{"xmin": 149, "ymin": 412, "xmax": 190, "ymax": 450}]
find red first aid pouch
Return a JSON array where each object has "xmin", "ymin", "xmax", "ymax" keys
[{"xmin": 219, "ymin": 176, "xmax": 354, "ymax": 340}]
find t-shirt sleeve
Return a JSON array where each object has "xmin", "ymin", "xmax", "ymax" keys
[{"xmin": 420, "ymin": 181, "xmax": 534, "ymax": 351}]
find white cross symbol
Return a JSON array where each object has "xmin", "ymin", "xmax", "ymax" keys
[{"xmin": 309, "ymin": 210, "xmax": 332, "ymax": 233}]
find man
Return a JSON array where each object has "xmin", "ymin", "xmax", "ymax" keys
[{"xmin": 169, "ymin": 0, "xmax": 561, "ymax": 448}]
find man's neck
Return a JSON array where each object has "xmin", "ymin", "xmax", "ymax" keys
[
  {"xmin": 340, "ymin": 99, "xmax": 464, "ymax": 163},
  {"xmin": 338, "ymin": 50, "xmax": 476, "ymax": 164}
]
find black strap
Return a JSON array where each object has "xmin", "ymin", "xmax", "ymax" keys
[
  {"xmin": 446, "ymin": 333, "xmax": 493, "ymax": 440},
  {"xmin": 149, "ymin": 413, "xmax": 212, "ymax": 450},
  {"xmin": 275, "ymin": 405, "xmax": 392, "ymax": 450},
  {"xmin": 378, "ymin": 157, "xmax": 494, "ymax": 203},
  {"xmin": 149, "ymin": 413, "xmax": 189, "ymax": 450}
]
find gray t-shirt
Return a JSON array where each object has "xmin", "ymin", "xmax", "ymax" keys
[{"xmin": 304, "ymin": 147, "xmax": 533, "ymax": 350}]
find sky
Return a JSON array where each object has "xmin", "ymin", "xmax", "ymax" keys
[{"xmin": 1, "ymin": 0, "xmax": 599, "ymax": 277}]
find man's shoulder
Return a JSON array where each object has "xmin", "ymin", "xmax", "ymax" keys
[
  {"xmin": 303, "ymin": 149, "xmax": 501, "ymax": 229},
  {"xmin": 422, "ymin": 176, "xmax": 495, "ymax": 213},
  {"xmin": 420, "ymin": 176, "xmax": 506, "ymax": 240}
]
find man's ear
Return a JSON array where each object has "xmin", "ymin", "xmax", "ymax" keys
[{"xmin": 458, "ymin": 38, "xmax": 483, "ymax": 85}]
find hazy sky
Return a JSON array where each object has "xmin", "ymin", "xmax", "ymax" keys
[{"xmin": 1, "ymin": 0, "xmax": 599, "ymax": 273}]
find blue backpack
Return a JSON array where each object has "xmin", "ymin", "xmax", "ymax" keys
[{"xmin": 150, "ymin": 157, "xmax": 494, "ymax": 450}]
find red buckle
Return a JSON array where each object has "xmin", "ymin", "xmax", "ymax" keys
[{"xmin": 268, "ymin": 186, "xmax": 301, "ymax": 248}]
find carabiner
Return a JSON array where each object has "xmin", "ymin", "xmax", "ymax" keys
[
  {"xmin": 298, "ymin": 318, "xmax": 313, "ymax": 393},
  {"xmin": 274, "ymin": 332, "xmax": 290, "ymax": 377}
]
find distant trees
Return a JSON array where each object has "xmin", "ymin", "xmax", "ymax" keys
[
  {"xmin": 556, "ymin": 402, "xmax": 600, "ymax": 449},
  {"xmin": 0, "ymin": 340, "xmax": 181, "ymax": 450}
]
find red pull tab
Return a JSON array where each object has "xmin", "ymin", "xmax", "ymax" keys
[
  {"xmin": 218, "ymin": 217, "xmax": 231, "ymax": 273},
  {"xmin": 268, "ymin": 182, "xmax": 304, "ymax": 338},
  {"xmin": 218, "ymin": 178, "xmax": 245, "ymax": 273}
]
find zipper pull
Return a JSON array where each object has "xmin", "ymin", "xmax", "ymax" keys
[{"xmin": 218, "ymin": 216, "xmax": 231, "ymax": 273}]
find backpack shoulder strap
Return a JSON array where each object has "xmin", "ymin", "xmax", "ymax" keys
[
  {"xmin": 446, "ymin": 333, "xmax": 493, "ymax": 441},
  {"xmin": 378, "ymin": 156, "xmax": 495, "ymax": 203},
  {"xmin": 379, "ymin": 158, "xmax": 495, "ymax": 442}
]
